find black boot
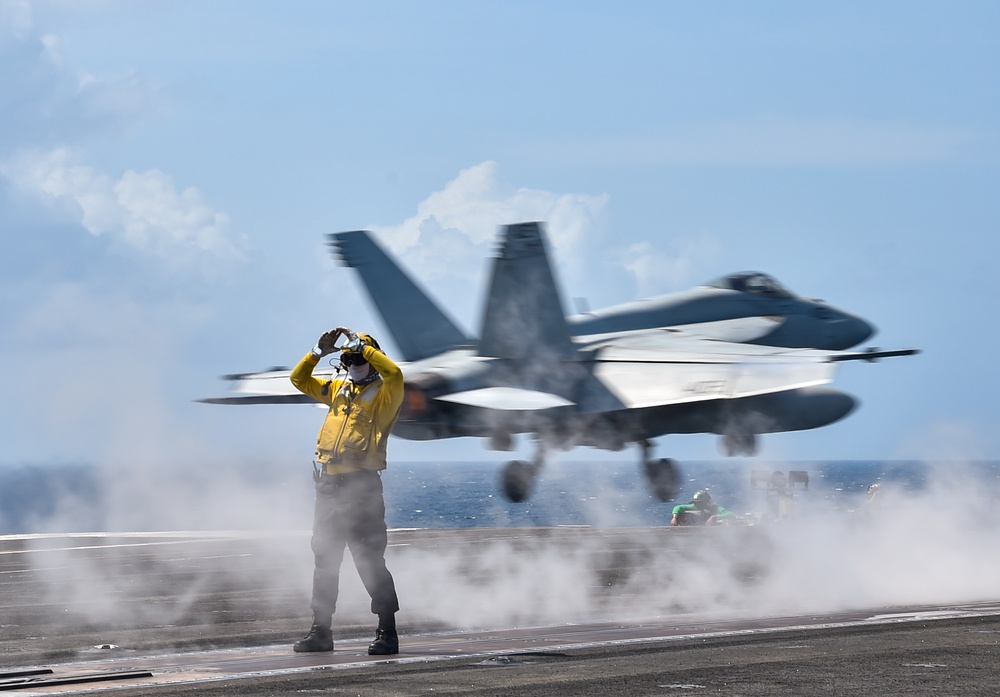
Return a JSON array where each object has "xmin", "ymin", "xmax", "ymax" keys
[
  {"xmin": 293, "ymin": 623, "xmax": 333, "ymax": 653},
  {"xmin": 368, "ymin": 627, "xmax": 398, "ymax": 655}
]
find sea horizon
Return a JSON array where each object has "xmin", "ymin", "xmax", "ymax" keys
[{"xmin": 3, "ymin": 459, "xmax": 998, "ymax": 535}]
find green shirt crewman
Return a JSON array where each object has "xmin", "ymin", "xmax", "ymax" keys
[{"xmin": 670, "ymin": 489, "xmax": 734, "ymax": 526}]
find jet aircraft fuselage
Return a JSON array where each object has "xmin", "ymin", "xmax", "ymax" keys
[{"xmin": 570, "ymin": 272, "xmax": 873, "ymax": 351}]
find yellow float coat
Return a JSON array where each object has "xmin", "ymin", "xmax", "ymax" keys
[{"xmin": 290, "ymin": 346, "xmax": 404, "ymax": 473}]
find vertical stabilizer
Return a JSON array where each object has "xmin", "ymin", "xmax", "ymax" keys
[
  {"xmin": 328, "ymin": 231, "xmax": 471, "ymax": 362},
  {"xmin": 478, "ymin": 223, "xmax": 577, "ymax": 360}
]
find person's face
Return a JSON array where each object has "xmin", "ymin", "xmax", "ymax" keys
[{"xmin": 347, "ymin": 361, "xmax": 371, "ymax": 382}]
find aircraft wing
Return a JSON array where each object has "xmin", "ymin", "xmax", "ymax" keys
[
  {"xmin": 201, "ymin": 333, "xmax": 916, "ymax": 413},
  {"xmin": 198, "ymin": 366, "xmax": 333, "ymax": 405},
  {"xmin": 584, "ymin": 329, "xmax": 914, "ymax": 412}
]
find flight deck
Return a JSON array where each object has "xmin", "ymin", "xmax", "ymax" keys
[{"xmin": 2, "ymin": 528, "xmax": 999, "ymax": 695}]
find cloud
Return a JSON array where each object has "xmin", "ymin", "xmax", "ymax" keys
[
  {"xmin": 0, "ymin": 5, "xmax": 240, "ymax": 274},
  {"xmin": 359, "ymin": 162, "xmax": 610, "ymax": 328},
  {"xmin": 371, "ymin": 161, "xmax": 609, "ymax": 279},
  {"xmin": 0, "ymin": 5, "xmax": 158, "ymax": 153},
  {"xmin": 617, "ymin": 230, "xmax": 723, "ymax": 296},
  {"xmin": 2, "ymin": 148, "xmax": 247, "ymax": 271},
  {"xmin": 356, "ymin": 160, "xmax": 609, "ymax": 327},
  {"xmin": 0, "ymin": 0, "xmax": 31, "ymax": 36},
  {"xmin": 355, "ymin": 161, "xmax": 726, "ymax": 328}
]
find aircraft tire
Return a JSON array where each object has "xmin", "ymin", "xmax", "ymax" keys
[
  {"xmin": 501, "ymin": 460, "xmax": 538, "ymax": 503},
  {"xmin": 644, "ymin": 458, "xmax": 681, "ymax": 502}
]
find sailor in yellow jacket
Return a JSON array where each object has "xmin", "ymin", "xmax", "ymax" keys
[{"xmin": 289, "ymin": 326, "xmax": 404, "ymax": 656}]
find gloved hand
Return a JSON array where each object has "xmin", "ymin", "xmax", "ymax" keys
[
  {"xmin": 312, "ymin": 329, "xmax": 342, "ymax": 358},
  {"xmin": 335, "ymin": 326, "xmax": 365, "ymax": 354},
  {"xmin": 343, "ymin": 337, "xmax": 366, "ymax": 354}
]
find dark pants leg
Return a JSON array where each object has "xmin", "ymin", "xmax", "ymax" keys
[{"xmin": 310, "ymin": 470, "xmax": 399, "ymax": 623}]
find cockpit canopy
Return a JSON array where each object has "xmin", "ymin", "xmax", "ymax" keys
[{"xmin": 705, "ymin": 272, "xmax": 794, "ymax": 298}]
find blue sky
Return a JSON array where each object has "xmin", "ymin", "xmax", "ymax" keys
[{"xmin": 2, "ymin": 0, "xmax": 998, "ymax": 475}]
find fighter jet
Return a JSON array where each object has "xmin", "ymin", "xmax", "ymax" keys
[
  {"xmin": 202, "ymin": 223, "xmax": 916, "ymax": 503},
  {"xmin": 568, "ymin": 271, "xmax": 873, "ymax": 351},
  {"xmin": 327, "ymin": 231, "xmax": 875, "ymax": 358}
]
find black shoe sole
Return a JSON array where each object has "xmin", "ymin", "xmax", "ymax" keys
[
  {"xmin": 368, "ymin": 646, "xmax": 399, "ymax": 655},
  {"xmin": 294, "ymin": 643, "xmax": 334, "ymax": 653}
]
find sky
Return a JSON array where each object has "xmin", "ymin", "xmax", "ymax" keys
[{"xmin": 1, "ymin": 0, "xmax": 999, "ymax": 481}]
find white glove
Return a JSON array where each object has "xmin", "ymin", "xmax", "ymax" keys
[
  {"xmin": 311, "ymin": 329, "xmax": 342, "ymax": 358},
  {"xmin": 335, "ymin": 326, "xmax": 363, "ymax": 353},
  {"xmin": 342, "ymin": 336, "xmax": 365, "ymax": 353}
]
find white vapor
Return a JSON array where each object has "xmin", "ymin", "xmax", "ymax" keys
[
  {"xmin": 387, "ymin": 462, "xmax": 1000, "ymax": 628},
  {"xmin": 20, "ymin": 459, "xmax": 1000, "ymax": 635}
]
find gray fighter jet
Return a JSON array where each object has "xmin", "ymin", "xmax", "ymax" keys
[
  {"xmin": 569, "ymin": 271, "xmax": 873, "ymax": 351},
  {"xmin": 203, "ymin": 223, "xmax": 916, "ymax": 502}
]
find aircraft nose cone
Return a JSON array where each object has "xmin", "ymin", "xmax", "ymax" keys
[
  {"xmin": 827, "ymin": 314, "xmax": 874, "ymax": 349},
  {"xmin": 845, "ymin": 315, "xmax": 875, "ymax": 348}
]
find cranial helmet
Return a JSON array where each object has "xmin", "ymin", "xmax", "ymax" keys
[
  {"xmin": 340, "ymin": 333, "xmax": 381, "ymax": 367},
  {"xmin": 360, "ymin": 333, "xmax": 381, "ymax": 351},
  {"xmin": 692, "ymin": 489, "xmax": 713, "ymax": 506}
]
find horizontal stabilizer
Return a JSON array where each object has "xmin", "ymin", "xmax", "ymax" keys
[
  {"xmin": 328, "ymin": 230, "xmax": 471, "ymax": 361},
  {"xmin": 436, "ymin": 387, "xmax": 575, "ymax": 411}
]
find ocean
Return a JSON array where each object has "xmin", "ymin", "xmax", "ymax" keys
[{"xmin": 3, "ymin": 459, "xmax": 999, "ymax": 535}]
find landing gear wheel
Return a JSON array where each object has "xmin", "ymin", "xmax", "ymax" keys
[
  {"xmin": 501, "ymin": 460, "xmax": 539, "ymax": 503},
  {"xmin": 644, "ymin": 457, "xmax": 680, "ymax": 502},
  {"xmin": 721, "ymin": 433, "xmax": 758, "ymax": 457}
]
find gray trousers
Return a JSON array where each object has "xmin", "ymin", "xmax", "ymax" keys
[{"xmin": 310, "ymin": 469, "xmax": 399, "ymax": 624}]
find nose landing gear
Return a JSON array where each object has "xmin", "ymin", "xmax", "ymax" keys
[
  {"xmin": 499, "ymin": 440, "xmax": 682, "ymax": 504},
  {"xmin": 721, "ymin": 433, "xmax": 758, "ymax": 457}
]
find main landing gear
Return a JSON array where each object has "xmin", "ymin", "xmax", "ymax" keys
[
  {"xmin": 501, "ymin": 441, "xmax": 547, "ymax": 503},
  {"xmin": 501, "ymin": 453, "xmax": 543, "ymax": 503},
  {"xmin": 640, "ymin": 440, "xmax": 681, "ymax": 502},
  {"xmin": 499, "ymin": 440, "xmax": 682, "ymax": 504}
]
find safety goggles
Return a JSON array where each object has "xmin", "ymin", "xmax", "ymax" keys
[{"xmin": 340, "ymin": 352, "xmax": 368, "ymax": 367}]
